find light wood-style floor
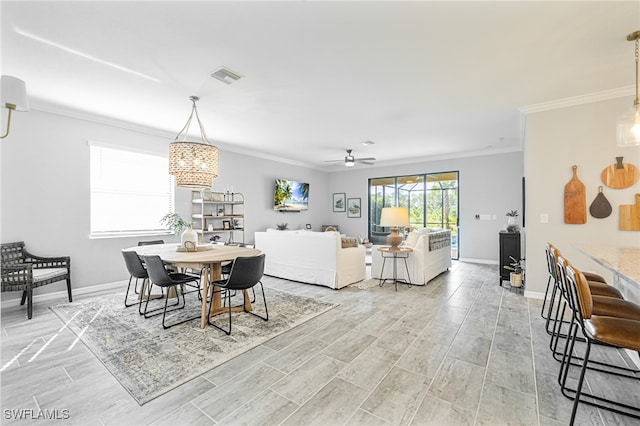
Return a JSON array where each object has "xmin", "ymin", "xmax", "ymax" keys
[{"xmin": 2, "ymin": 261, "xmax": 639, "ymax": 425}]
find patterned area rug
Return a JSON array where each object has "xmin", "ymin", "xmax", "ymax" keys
[
  {"xmin": 349, "ymin": 278, "xmax": 381, "ymax": 289},
  {"xmin": 50, "ymin": 287, "xmax": 335, "ymax": 405}
]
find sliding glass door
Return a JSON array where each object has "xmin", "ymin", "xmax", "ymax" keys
[{"xmin": 368, "ymin": 171, "xmax": 459, "ymax": 259}]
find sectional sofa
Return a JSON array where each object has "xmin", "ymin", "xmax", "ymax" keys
[
  {"xmin": 254, "ymin": 229, "xmax": 366, "ymax": 289},
  {"xmin": 371, "ymin": 229, "xmax": 452, "ymax": 285}
]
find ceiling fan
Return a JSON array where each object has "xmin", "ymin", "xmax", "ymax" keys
[{"xmin": 324, "ymin": 149, "xmax": 376, "ymax": 167}]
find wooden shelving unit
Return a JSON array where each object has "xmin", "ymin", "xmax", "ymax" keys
[{"xmin": 191, "ymin": 190, "xmax": 244, "ymax": 244}]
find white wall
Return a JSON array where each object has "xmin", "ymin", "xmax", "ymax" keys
[
  {"xmin": 209, "ymin": 150, "xmax": 330, "ymax": 239},
  {"xmin": 525, "ymin": 96, "xmax": 640, "ymax": 298},
  {"xmin": 1, "ymin": 107, "xmax": 525, "ymax": 302},
  {"xmin": 326, "ymin": 151, "xmax": 524, "ymax": 262},
  {"xmin": 0, "ymin": 109, "xmax": 330, "ymax": 298}
]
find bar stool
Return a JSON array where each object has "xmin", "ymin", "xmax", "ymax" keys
[
  {"xmin": 549, "ymin": 256, "xmax": 640, "ymax": 362},
  {"xmin": 542, "ymin": 244, "xmax": 623, "ymax": 338},
  {"xmin": 562, "ymin": 265, "xmax": 640, "ymax": 424}
]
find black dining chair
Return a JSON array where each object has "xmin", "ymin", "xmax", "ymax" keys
[
  {"xmin": 137, "ymin": 240, "xmax": 165, "ymax": 246},
  {"xmin": 142, "ymin": 255, "xmax": 201, "ymax": 329},
  {"xmin": 121, "ymin": 250, "xmax": 149, "ymax": 309},
  {"xmin": 208, "ymin": 254, "xmax": 268, "ymax": 335}
]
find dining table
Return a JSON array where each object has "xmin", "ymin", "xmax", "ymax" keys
[{"xmin": 124, "ymin": 243, "xmax": 261, "ymax": 329}]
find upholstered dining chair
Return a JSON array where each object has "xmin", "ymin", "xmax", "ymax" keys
[
  {"xmin": 137, "ymin": 240, "xmax": 165, "ymax": 246},
  {"xmin": 208, "ymin": 254, "xmax": 268, "ymax": 335},
  {"xmin": 142, "ymin": 255, "xmax": 201, "ymax": 329},
  {"xmin": 1, "ymin": 241, "xmax": 71, "ymax": 319},
  {"xmin": 121, "ymin": 250, "xmax": 151, "ymax": 309}
]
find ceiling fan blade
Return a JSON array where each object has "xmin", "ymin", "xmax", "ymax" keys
[
  {"xmin": 358, "ymin": 161, "xmax": 375, "ymax": 165},
  {"xmin": 355, "ymin": 157, "xmax": 376, "ymax": 162},
  {"xmin": 323, "ymin": 159, "xmax": 344, "ymax": 163}
]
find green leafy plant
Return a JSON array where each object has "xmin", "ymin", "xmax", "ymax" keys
[
  {"xmin": 160, "ymin": 213, "xmax": 189, "ymax": 234},
  {"xmin": 506, "ymin": 210, "xmax": 519, "ymax": 217},
  {"xmin": 506, "ymin": 224, "xmax": 520, "ymax": 233},
  {"xmin": 276, "ymin": 223, "xmax": 288, "ymax": 230},
  {"xmin": 503, "ymin": 256, "xmax": 523, "ymax": 274}
]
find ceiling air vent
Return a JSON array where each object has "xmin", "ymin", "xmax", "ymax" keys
[{"xmin": 210, "ymin": 67, "xmax": 243, "ymax": 85}]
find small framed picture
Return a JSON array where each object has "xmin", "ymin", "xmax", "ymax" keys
[
  {"xmin": 306, "ymin": 223, "xmax": 312, "ymax": 230},
  {"xmin": 222, "ymin": 220, "xmax": 231, "ymax": 230},
  {"xmin": 347, "ymin": 198, "xmax": 361, "ymax": 218},
  {"xmin": 333, "ymin": 193, "xmax": 346, "ymax": 212}
]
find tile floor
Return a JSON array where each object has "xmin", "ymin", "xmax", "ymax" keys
[{"xmin": 1, "ymin": 261, "xmax": 639, "ymax": 425}]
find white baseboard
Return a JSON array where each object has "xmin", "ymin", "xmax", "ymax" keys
[
  {"xmin": 458, "ymin": 258, "xmax": 499, "ymax": 265},
  {"xmin": 1, "ymin": 280, "xmax": 126, "ymax": 309},
  {"xmin": 524, "ymin": 290, "xmax": 545, "ymax": 300}
]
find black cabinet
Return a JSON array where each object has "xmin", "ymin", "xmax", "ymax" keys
[{"xmin": 499, "ymin": 231, "xmax": 521, "ymax": 285}]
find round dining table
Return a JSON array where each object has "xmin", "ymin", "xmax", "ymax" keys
[{"xmin": 123, "ymin": 243, "xmax": 261, "ymax": 329}]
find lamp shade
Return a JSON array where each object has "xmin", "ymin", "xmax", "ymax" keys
[
  {"xmin": 379, "ymin": 206, "xmax": 410, "ymax": 227},
  {"xmin": 168, "ymin": 141, "xmax": 218, "ymax": 188},
  {"xmin": 1, "ymin": 76, "xmax": 29, "ymax": 111},
  {"xmin": 616, "ymin": 104, "xmax": 640, "ymax": 147}
]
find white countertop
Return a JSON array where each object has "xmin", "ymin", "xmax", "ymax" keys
[{"xmin": 575, "ymin": 245, "xmax": 640, "ymax": 286}]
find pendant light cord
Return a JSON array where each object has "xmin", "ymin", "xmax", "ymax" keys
[
  {"xmin": 635, "ymin": 38, "xmax": 639, "ymax": 106},
  {"xmin": 175, "ymin": 96, "xmax": 210, "ymax": 144}
]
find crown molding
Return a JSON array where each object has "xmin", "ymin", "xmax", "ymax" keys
[
  {"xmin": 519, "ymin": 86, "xmax": 634, "ymax": 115},
  {"xmin": 30, "ymin": 98, "xmax": 176, "ymax": 139},
  {"xmin": 29, "ymin": 98, "xmax": 325, "ymax": 171}
]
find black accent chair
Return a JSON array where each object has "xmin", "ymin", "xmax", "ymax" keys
[
  {"xmin": 142, "ymin": 255, "xmax": 201, "ymax": 329},
  {"xmin": 1, "ymin": 241, "xmax": 71, "ymax": 319},
  {"xmin": 208, "ymin": 254, "xmax": 268, "ymax": 335}
]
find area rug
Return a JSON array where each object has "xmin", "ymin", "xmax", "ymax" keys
[
  {"xmin": 349, "ymin": 278, "xmax": 381, "ymax": 290},
  {"xmin": 49, "ymin": 288, "xmax": 335, "ymax": 405}
]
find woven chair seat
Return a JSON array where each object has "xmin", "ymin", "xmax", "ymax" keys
[{"xmin": 3, "ymin": 267, "xmax": 68, "ymax": 286}]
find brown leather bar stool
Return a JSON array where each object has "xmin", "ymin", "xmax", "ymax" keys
[
  {"xmin": 550, "ymin": 256, "xmax": 640, "ymax": 361},
  {"xmin": 544, "ymin": 245, "xmax": 624, "ymax": 352},
  {"xmin": 562, "ymin": 265, "xmax": 640, "ymax": 425}
]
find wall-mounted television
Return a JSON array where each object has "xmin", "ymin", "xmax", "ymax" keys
[{"xmin": 274, "ymin": 178, "xmax": 309, "ymax": 212}]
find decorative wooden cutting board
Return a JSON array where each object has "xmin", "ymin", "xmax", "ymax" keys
[
  {"xmin": 620, "ymin": 194, "xmax": 640, "ymax": 231},
  {"xmin": 601, "ymin": 157, "xmax": 639, "ymax": 189},
  {"xmin": 589, "ymin": 186, "xmax": 612, "ymax": 219},
  {"xmin": 564, "ymin": 165, "xmax": 587, "ymax": 224}
]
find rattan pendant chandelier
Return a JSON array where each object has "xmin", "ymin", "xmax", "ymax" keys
[{"xmin": 169, "ymin": 96, "xmax": 219, "ymax": 188}]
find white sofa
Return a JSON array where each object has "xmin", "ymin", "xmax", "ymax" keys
[
  {"xmin": 371, "ymin": 229, "xmax": 452, "ymax": 285},
  {"xmin": 254, "ymin": 230, "xmax": 366, "ymax": 289}
]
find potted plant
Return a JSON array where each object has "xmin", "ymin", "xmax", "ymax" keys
[
  {"xmin": 160, "ymin": 213, "xmax": 189, "ymax": 234},
  {"xmin": 503, "ymin": 256, "xmax": 523, "ymax": 287},
  {"xmin": 505, "ymin": 210, "xmax": 520, "ymax": 233},
  {"xmin": 160, "ymin": 213, "xmax": 197, "ymax": 246}
]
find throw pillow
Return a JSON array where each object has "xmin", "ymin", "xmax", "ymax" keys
[
  {"xmin": 404, "ymin": 231, "xmax": 420, "ymax": 248},
  {"xmin": 341, "ymin": 237, "xmax": 358, "ymax": 248}
]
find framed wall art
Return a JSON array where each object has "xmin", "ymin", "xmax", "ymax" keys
[
  {"xmin": 333, "ymin": 193, "xmax": 346, "ymax": 212},
  {"xmin": 347, "ymin": 198, "xmax": 361, "ymax": 218}
]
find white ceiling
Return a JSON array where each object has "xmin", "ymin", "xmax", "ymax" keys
[{"xmin": 2, "ymin": 1, "xmax": 638, "ymax": 169}]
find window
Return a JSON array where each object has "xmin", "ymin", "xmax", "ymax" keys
[
  {"xmin": 368, "ymin": 172, "xmax": 459, "ymax": 259},
  {"xmin": 89, "ymin": 142, "xmax": 175, "ymax": 238}
]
